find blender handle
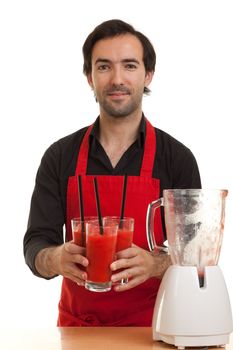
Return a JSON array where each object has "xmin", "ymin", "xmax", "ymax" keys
[{"xmin": 146, "ymin": 197, "xmax": 168, "ymax": 253}]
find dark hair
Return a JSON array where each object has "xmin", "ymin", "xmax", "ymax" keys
[{"xmin": 82, "ymin": 19, "xmax": 156, "ymax": 94}]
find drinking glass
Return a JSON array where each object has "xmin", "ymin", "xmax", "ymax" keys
[
  {"xmin": 103, "ymin": 216, "xmax": 134, "ymax": 284},
  {"xmin": 85, "ymin": 219, "xmax": 118, "ymax": 292}
]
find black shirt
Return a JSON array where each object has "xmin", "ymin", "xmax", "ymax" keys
[{"xmin": 24, "ymin": 116, "xmax": 201, "ymax": 276}]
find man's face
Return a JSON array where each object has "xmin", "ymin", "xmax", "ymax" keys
[{"xmin": 87, "ymin": 34, "xmax": 153, "ymax": 118}]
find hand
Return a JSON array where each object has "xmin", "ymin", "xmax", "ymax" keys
[
  {"xmin": 35, "ymin": 242, "xmax": 88, "ymax": 286},
  {"xmin": 110, "ymin": 244, "xmax": 171, "ymax": 292}
]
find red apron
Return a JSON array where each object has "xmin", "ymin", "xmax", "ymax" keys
[{"xmin": 58, "ymin": 119, "xmax": 164, "ymax": 326}]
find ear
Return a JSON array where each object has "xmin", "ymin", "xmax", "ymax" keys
[
  {"xmin": 87, "ymin": 73, "xmax": 94, "ymax": 89},
  {"xmin": 144, "ymin": 71, "xmax": 154, "ymax": 87}
]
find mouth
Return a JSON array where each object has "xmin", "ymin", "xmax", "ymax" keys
[{"xmin": 107, "ymin": 91, "xmax": 130, "ymax": 99}]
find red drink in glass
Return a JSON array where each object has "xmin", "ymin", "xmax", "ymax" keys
[
  {"xmin": 103, "ymin": 217, "xmax": 134, "ymax": 285},
  {"xmin": 103, "ymin": 217, "xmax": 134, "ymax": 252},
  {"xmin": 71, "ymin": 218, "xmax": 86, "ymax": 247},
  {"xmin": 71, "ymin": 217, "xmax": 97, "ymax": 247},
  {"xmin": 85, "ymin": 220, "xmax": 118, "ymax": 292},
  {"xmin": 116, "ymin": 228, "xmax": 133, "ymax": 252},
  {"xmin": 73, "ymin": 227, "xmax": 86, "ymax": 247}
]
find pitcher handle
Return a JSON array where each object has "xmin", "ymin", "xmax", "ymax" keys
[{"xmin": 146, "ymin": 198, "xmax": 168, "ymax": 253}]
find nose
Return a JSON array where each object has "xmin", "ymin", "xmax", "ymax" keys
[{"xmin": 110, "ymin": 66, "xmax": 124, "ymax": 86}]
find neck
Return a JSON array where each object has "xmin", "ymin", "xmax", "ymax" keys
[
  {"xmin": 99, "ymin": 112, "xmax": 142, "ymax": 145},
  {"xmin": 98, "ymin": 112, "xmax": 143, "ymax": 168}
]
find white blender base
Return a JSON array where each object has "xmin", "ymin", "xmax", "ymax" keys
[
  {"xmin": 152, "ymin": 265, "xmax": 233, "ymax": 349},
  {"xmin": 154, "ymin": 333, "xmax": 229, "ymax": 349}
]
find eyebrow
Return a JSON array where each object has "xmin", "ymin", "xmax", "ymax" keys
[{"xmin": 95, "ymin": 58, "xmax": 140, "ymax": 65}]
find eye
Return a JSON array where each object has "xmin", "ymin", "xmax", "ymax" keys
[
  {"xmin": 97, "ymin": 64, "xmax": 110, "ymax": 71},
  {"xmin": 125, "ymin": 63, "xmax": 137, "ymax": 70}
]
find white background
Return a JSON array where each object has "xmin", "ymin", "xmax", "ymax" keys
[{"xmin": 0, "ymin": 0, "xmax": 232, "ymax": 327}]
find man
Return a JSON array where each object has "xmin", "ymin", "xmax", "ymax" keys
[{"xmin": 24, "ymin": 19, "xmax": 201, "ymax": 326}]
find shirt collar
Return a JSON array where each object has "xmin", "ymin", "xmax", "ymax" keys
[{"xmin": 89, "ymin": 114, "xmax": 146, "ymax": 148}]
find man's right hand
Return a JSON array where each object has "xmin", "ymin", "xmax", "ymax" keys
[{"xmin": 35, "ymin": 242, "xmax": 88, "ymax": 286}]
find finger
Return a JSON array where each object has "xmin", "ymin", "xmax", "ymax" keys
[
  {"xmin": 65, "ymin": 242, "xmax": 86, "ymax": 255},
  {"xmin": 64, "ymin": 263, "xmax": 87, "ymax": 282},
  {"xmin": 111, "ymin": 268, "xmax": 133, "ymax": 283},
  {"xmin": 70, "ymin": 254, "xmax": 88, "ymax": 267},
  {"xmin": 111, "ymin": 263, "xmax": 147, "ymax": 283},
  {"xmin": 65, "ymin": 272, "xmax": 86, "ymax": 286},
  {"xmin": 116, "ymin": 247, "xmax": 138, "ymax": 259},
  {"xmin": 111, "ymin": 264, "xmax": 143, "ymax": 282},
  {"xmin": 110, "ymin": 256, "xmax": 138, "ymax": 271},
  {"xmin": 63, "ymin": 243, "xmax": 88, "ymax": 267},
  {"xmin": 113, "ymin": 275, "xmax": 143, "ymax": 292}
]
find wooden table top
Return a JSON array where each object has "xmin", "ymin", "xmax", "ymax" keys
[{"xmin": 1, "ymin": 327, "xmax": 232, "ymax": 350}]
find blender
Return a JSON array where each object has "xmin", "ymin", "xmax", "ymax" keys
[{"xmin": 146, "ymin": 189, "xmax": 233, "ymax": 349}]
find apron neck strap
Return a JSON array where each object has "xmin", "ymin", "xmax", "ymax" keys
[
  {"xmin": 140, "ymin": 119, "xmax": 156, "ymax": 176},
  {"xmin": 75, "ymin": 118, "xmax": 156, "ymax": 176},
  {"xmin": 75, "ymin": 125, "xmax": 93, "ymax": 175}
]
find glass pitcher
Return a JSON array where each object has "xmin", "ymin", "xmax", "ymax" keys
[{"xmin": 146, "ymin": 189, "xmax": 228, "ymax": 274}]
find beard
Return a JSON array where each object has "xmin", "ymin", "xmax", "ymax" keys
[{"xmin": 95, "ymin": 85, "xmax": 144, "ymax": 118}]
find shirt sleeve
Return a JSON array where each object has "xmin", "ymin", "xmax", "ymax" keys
[
  {"xmin": 172, "ymin": 147, "xmax": 201, "ymax": 189},
  {"xmin": 23, "ymin": 142, "xmax": 65, "ymax": 278}
]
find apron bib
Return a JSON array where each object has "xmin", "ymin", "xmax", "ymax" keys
[{"xmin": 58, "ymin": 119, "xmax": 164, "ymax": 326}]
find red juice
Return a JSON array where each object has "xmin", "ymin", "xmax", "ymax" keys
[
  {"xmin": 115, "ymin": 219, "xmax": 134, "ymax": 283},
  {"xmin": 72, "ymin": 217, "xmax": 98, "ymax": 247},
  {"xmin": 86, "ymin": 227, "xmax": 117, "ymax": 283},
  {"xmin": 116, "ymin": 229, "xmax": 133, "ymax": 252},
  {"xmin": 73, "ymin": 228, "xmax": 86, "ymax": 247}
]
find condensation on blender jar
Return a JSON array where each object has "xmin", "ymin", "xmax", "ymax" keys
[{"xmin": 181, "ymin": 203, "xmax": 225, "ymax": 287}]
